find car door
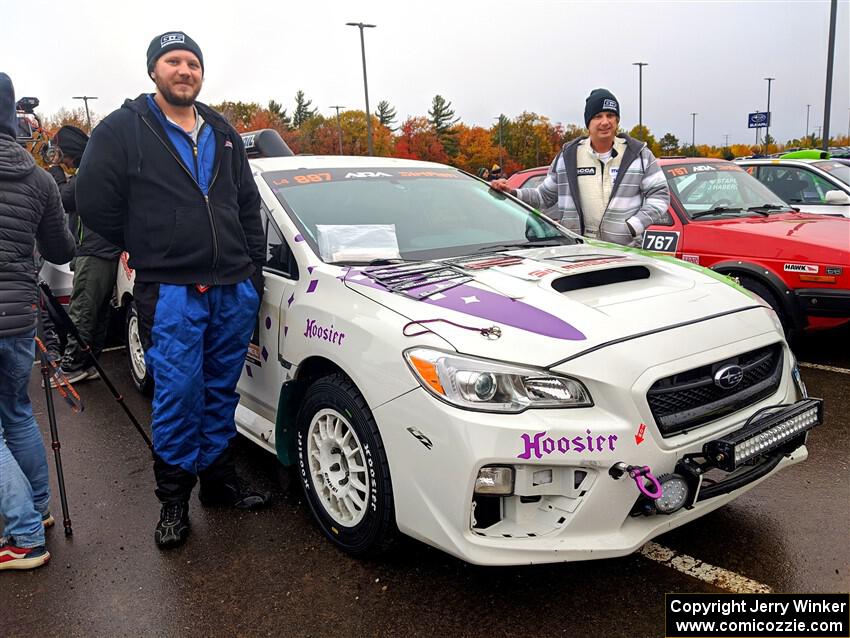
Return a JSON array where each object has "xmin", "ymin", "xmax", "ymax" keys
[{"xmin": 237, "ymin": 202, "xmax": 299, "ymax": 423}]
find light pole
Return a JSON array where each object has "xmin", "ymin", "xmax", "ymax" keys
[
  {"xmin": 329, "ymin": 105, "xmax": 345, "ymax": 154},
  {"xmin": 633, "ymin": 62, "xmax": 648, "ymax": 140},
  {"xmin": 72, "ymin": 95, "xmax": 98, "ymax": 133},
  {"xmin": 346, "ymin": 22, "xmax": 376, "ymax": 156},
  {"xmin": 763, "ymin": 77, "xmax": 775, "ymax": 153},
  {"xmin": 723, "ymin": 134, "xmax": 730, "ymax": 152},
  {"xmin": 806, "ymin": 104, "xmax": 811, "ymax": 145},
  {"xmin": 821, "ymin": 0, "xmax": 837, "ymax": 151},
  {"xmin": 493, "ymin": 115, "xmax": 504, "ymax": 168},
  {"xmin": 691, "ymin": 112, "xmax": 697, "ymax": 155}
]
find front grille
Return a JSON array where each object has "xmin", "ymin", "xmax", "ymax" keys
[{"xmin": 647, "ymin": 344, "xmax": 783, "ymax": 437}]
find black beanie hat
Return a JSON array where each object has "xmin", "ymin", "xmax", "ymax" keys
[
  {"xmin": 584, "ymin": 88, "xmax": 620, "ymax": 127},
  {"xmin": 0, "ymin": 72, "xmax": 18, "ymax": 139},
  {"xmin": 146, "ymin": 31, "xmax": 204, "ymax": 75},
  {"xmin": 55, "ymin": 125, "xmax": 89, "ymax": 165}
]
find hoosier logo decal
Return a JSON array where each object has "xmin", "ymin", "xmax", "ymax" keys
[{"xmin": 576, "ymin": 167, "xmax": 597, "ymax": 176}]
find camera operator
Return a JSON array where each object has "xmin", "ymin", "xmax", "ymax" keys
[
  {"xmin": 0, "ymin": 72, "xmax": 75, "ymax": 571},
  {"xmin": 48, "ymin": 126, "xmax": 121, "ymax": 384}
]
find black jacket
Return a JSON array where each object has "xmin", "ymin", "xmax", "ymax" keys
[
  {"xmin": 76, "ymin": 95, "xmax": 264, "ymax": 285},
  {"xmin": 48, "ymin": 166, "xmax": 121, "ymax": 260},
  {"xmin": 0, "ymin": 134, "xmax": 76, "ymax": 337}
]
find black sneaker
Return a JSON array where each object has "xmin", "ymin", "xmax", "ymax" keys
[
  {"xmin": 154, "ymin": 502, "xmax": 190, "ymax": 549},
  {"xmin": 199, "ymin": 478, "xmax": 271, "ymax": 510}
]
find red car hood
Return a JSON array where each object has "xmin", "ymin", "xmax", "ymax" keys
[{"xmin": 690, "ymin": 213, "xmax": 850, "ymax": 264}]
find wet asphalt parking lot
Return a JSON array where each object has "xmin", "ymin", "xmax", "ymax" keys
[{"xmin": 2, "ymin": 324, "xmax": 849, "ymax": 637}]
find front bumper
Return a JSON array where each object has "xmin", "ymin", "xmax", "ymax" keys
[
  {"xmin": 374, "ymin": 337, "xmax": 811, "ymax": 565},
  {"xmin": 793, "ymin": 288, "xmax": 850, "ymax": 318}
]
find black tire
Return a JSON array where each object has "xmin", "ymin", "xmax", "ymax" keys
[
  {"xmin": 125, "ymin": 301, "xmax": 153, "ymax": 397},
  {"xmin": 295, "ymin": 373, "xmax": 396, "ymax": 556},
  {"xmin": 739, "ymin": 276, "xmax": 796, "ymax": 340}
]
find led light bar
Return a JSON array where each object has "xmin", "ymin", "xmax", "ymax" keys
[{"xmin": 703, "ymin": 399, "xmax": 822, "ymax": 472}]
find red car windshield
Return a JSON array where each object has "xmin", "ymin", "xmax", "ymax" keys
[{"xmin": 664, "ymin": 163, "xmax": 793, "ymax": 218}]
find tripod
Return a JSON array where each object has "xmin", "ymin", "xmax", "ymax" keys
[{"xmin": 38, "ymin": 281, "xmax": 152, "ymax": 449}]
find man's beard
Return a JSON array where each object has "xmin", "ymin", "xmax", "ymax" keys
[{"xmin": 154, "ymin": 75, "xmax": 201, "ymax": 107}]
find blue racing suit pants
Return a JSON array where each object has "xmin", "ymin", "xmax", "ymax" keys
[{"xmin": 134, "ymin": 281, "xmax": 259, "ymax": 502}]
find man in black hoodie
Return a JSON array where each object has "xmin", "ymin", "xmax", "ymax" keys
[
  {"xmin": 49, "ymin": 125, "xmax": 122, "ymax": 383},
  {"xmin": 0, "ymin": 72, "xmax": 75, "ymax": 570},
  {"xmin": 76, "ymin": 32, "xmax": 270, "ymax": 550}
]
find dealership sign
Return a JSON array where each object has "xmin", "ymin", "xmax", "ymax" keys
[{"xmin": 748, "ymin": 112, "xmax": 771, "ymax": 128}]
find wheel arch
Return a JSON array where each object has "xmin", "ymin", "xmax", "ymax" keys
[
  {"xmin": 710, "ymin": 260, "xmax": 805, "ymax": 331},
  {"xmin": 274, "ymin": 356, "xmax": 353, "ymax": 466}
]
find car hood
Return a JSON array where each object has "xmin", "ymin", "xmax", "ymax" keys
[
  {"xmin": 339, "ymin": 245, "xmax": 766, "ymax": 367},
  {"xmin": 693, "ymin": 213, "xmax": 850, "ymax": 262}
]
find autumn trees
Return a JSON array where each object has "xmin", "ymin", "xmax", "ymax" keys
[{"xmin": 33, "ymin": 89, "xmax": 849, "ymax": 173}]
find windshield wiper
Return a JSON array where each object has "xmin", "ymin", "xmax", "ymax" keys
[
  {"xmin": 690, "ymin": 206, "xmax": 744, "ymax": 219},
  {"xmin": 475, "ymin": 237, "xmax": 573, "ymax": 252},
  {"xmin": 745, "ymin": 203, "xmax": 788, "ymax": 214},
  {"xmin": 329, "ymin": 257, "xmax": 412, "ymax": 266}
]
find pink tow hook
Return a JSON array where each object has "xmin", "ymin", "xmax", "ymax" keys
[{"xmin": 609, "ymin": 462, "xmax": 663, "ymax": 499}]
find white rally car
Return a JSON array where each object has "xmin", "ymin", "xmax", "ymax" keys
[{"xmin": 116, "ymin": 131, "xmax": 820, "ymax": 565}]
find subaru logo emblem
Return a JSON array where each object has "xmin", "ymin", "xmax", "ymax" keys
[{"xmin": 714, "ymin": 365, "xmax": 744, "ymax": 390}]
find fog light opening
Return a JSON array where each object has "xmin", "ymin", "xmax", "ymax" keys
[{"xmin": 474, "ymin": 466, "xmax": 514, "ymax": 495}]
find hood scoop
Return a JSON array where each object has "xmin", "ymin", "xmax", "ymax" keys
[{"xmin": 551, "ymin": 265, "xmax": 650, "ymax": 292}]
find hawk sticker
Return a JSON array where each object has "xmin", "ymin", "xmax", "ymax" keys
[{"xmin": 784, "ymin": 264, "xmax": 819, "ymax": 274}]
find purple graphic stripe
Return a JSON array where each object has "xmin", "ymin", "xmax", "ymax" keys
[{"xmin": 345, "ymin": 269, "xmax": 585, "ymax": 340}]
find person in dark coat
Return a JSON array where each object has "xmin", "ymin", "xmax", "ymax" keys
[
  {"xmin": 49, "ymin": 125, "xmax": 122, "ymax": 383},
  {"xmin": 76, "ymin": 32, "xmax": 270, "ymax": 549},
  {"xmin": 0, "ymin": 72, "xmax": 75, "ymax": 571}
]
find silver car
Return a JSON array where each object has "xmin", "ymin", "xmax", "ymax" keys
[{"xmin": 736, "ymin": 158, "xmax": 850, "ymax": 217}]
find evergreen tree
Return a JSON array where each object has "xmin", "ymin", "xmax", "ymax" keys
[
  {"xmin": 267, "ymin": 99, "xmax": 290, "ymax": 130},
  {"xmin": 428, "ymin": 95, "xmax": 460, "ymax": 157},
  {"xmin": 375, "ymin": 100, "xmax": 397, "ymax": 130},
  {"xmin": 428, "ymin": 95, "xmax": 459, "ymax": 134},
  {"xmin": 292, "ymin": 90, "xmax": 318, "ymax": 128}
]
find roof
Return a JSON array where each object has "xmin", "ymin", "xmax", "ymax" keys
[
  {"xmin": 735, "ymin": 158, "xmax": 824, "ymax": 166},
  {"xmin": 656, "ymin": 157, "xmax": 728, "ymax": 166},
  {"xmin": 249, "ymin": 155, "xmax": 450, "ymax": 172}
]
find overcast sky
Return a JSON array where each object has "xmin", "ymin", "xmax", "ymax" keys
[{"xmin": 4, "ymin": 0, "xmax": 849, "ymax": 147}]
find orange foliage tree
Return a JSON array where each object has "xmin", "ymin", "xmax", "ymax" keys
[
  {"xmin": 394, "ymin": 117, "xmax": 448, "ymax": 163},
  {"xmin": 451, "ymin": 124, "xmax": 500, "ymax": 173}
]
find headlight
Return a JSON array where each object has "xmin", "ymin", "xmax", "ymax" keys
[
  {"xmin": 404, "ymin": 347, "xmax": 592, "ymax": 413},
  {"xmin": 789, "ymin": 352, "xmax": 808, "ymax": 399},
  {"xmin": 747, "ymin": 290, "xmax": 784, "ymax": 335}
]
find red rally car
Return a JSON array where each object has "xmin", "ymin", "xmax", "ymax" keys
[{"xmin": 505, "ymin": 158, "xmax": 850, "ymax": 335}]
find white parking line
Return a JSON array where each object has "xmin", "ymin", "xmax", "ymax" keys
[
  {"xmin": 102, "ymin": 345, "xmax": 126, "ymax": 353},
  {"xmin": 640, "ymin": 542, "xmax": 772, "ymax": 593},
  {"xmin": 799, "ymin": 362, "xmax": 850, "ymax": 375}
]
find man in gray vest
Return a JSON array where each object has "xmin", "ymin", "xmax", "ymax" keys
[{"xmin": 491, "ymin": 88, "xmax": 670, "ymax": 246}]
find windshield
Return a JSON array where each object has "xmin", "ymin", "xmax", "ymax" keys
[
  {"xmin": 263, "ymin": 167, "xmax": 575, "ymax": 263},
  {"xmin": 814, "ymin": 161, "xmax": 850, "ymax": 186},
  {"xmin": 664, "ymin": 163, "xmax": 792, "ymax": 218}
]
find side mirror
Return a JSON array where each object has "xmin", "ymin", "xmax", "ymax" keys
[{"xmin": 824, "ymin": 190, "xmax": 850, "ymax": 205}]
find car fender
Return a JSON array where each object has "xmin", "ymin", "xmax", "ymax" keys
[{"xmin": 710, "ymin": 259, "xmax": 805, "ymax": 330}]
